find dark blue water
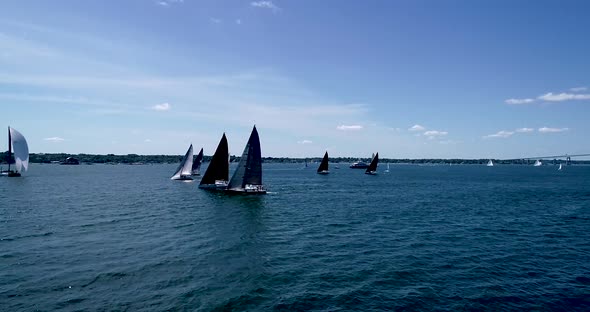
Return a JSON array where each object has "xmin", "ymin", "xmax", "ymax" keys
[{"xmin": 1, "ymin": 163, "xmax": 589, "ymax": 311}]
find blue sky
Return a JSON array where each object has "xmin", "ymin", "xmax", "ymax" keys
[{"xmin": 1, "ymin": 0, "xmax": 589, "ymax": 159}]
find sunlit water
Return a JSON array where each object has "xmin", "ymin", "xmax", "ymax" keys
[{"xmin": 1, "ymin": 163, "xmax": 589, "ymax": 310}]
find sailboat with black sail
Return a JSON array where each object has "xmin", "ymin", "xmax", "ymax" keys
[
  {"xmin": 365, "ymin": 152, "xmax": 379, "ymax": 175},
  {"xmin": 317, "ymin": 151, "xmax": 329, "ymax": 174},
  {"xmin": 1, "ymin": 127, "xmax": 29, "ymax": 177},
  {"xmin": 226, "ymin": 125, "xmax": 266, "ymax": 194},
  {"xmin": 199, "ymin": 133, "xmax": 230, "ymax": 190},
  {"xmin": 192, "ymin": 147, "xmax": 204, "ymax": 176},
  {"xmin": 171, "ymin": 144, "xmax": 194, "ymax": 180}
]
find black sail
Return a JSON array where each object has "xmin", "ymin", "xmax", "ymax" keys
[
  {"xmin": 228, "ymin": 126, "xmax": 262, "ymax": 189},
  {"xmin": 192, "ymin": 148, "xmax": 204, "ymax": 172},
  {"xmin": 317, "ymin": 151, "xmax": 329, "ymax": 172},
  {"xmin": 366, "ymin": 152, "xmax": 379, "ymax": 173},
  {"xmin": 200, "ymin": 134, "xmax": 229, "ymax": 185}
]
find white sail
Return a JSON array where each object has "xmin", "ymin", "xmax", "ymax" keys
[
  {"xmin": 9, "ymin": 127, "xmax": 29, "ymax": 172},
  {"xmin": 487, "ymin": 159, "xmax": 494, "ymax": 167},
  {"xmin": 558, "ymin": 164, "xmax": 562, "ymax": 170},
  {"xmin": 534, "ymin": 159, "xmax": 542, "ymax": 167},
  {"xmin": 171, "ymin": 144, "xmax": 194, "ymax": 180}
]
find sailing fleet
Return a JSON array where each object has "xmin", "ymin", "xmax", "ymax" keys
[{"xmin": 0, "ymin": 125, "xmax": 573, "ymax": 186}]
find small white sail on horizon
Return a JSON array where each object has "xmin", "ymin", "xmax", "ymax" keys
[
  {"xmin": 487, "ymin": 159, "xmax": 494, "ymax": 167},
  {"xmin": 171, "ymin": 144, "xmax": 194, "ymax": 180},
  {"xmin": 558, "ymin": 163, "xmax": 563, "ymax": 171},
  {"xmin": 384, "ymin": 163, "xmax": 390, "ymax": 173},
  {"xmin": 534, "ymin": 159, "xmax": 542, "ymax": 167}
]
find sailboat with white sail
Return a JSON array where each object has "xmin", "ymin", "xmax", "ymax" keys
[
  {"xmin": 384, "ymin": 163, "xmax": 390, "ymax": 173},
  {"xmin": 170, "ymin": 144, "xmax": 194, "ymax": 180},
  {"xmin": 1, "ymin": 127, "xmax": 29, "ymax": 177},
  {"xmin": 199, "ymin": 133, "xmax": 230, "ymax": 190},
  {"xmin": 534, "ymin": 159, "xmax": 542, "ymax": 167},
  {"xmin": 365, "ymin": 152, "xmax": 379, "ymax": 175},
  {"xmin": 558, "ymin": 163, "xmax": 563, "ymax": 171},
  {"xmin": 487, "ymin": 159, "xmax": 494, "ymax": 167},
  {"xmin": 317, "ymin": 151, "xmax": 329, "ymax": 174},
  {"xmin": 191, "ymin": 147, "xmax": 204, "ymax": 176},
  {"xmin": 226, "ymin": 125, "xmax": 266, "ymax": 194}
]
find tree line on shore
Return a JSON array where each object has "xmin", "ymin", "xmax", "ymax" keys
[{"xmin": 2, "ymin": 151, "xmax": 587, "ymax": 165}]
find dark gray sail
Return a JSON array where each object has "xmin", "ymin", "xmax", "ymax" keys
[
  {"xmin": 199, "ymin": 134, "xmax": 229, "ymax": 185},
  {"xmin": 317, "ymin": 151, "xmax": 329, "ymax": 173},
  {"xmin": 366, "ymin": 152, "xmax": 379, "ymax": 174},
  {"xmin": 192, "ymin": 147, "xmax": 204, "ymax": 174},
  {"xmin": 228, "ymin": 126, "xmax": 263, "ymax": 190}
]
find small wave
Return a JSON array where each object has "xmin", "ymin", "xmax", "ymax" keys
[{"xmin": 1, "ymin": 231, "xmax": 54, "ymax": 242}]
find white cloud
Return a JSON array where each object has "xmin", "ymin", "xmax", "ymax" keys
[
  {"xmin": 483, "ymin": 130, "xmax": 514, "ymax": 139},
  {"xmin": 44, "ymin": 137, "xmax": 65, "ymax": 142},
  {"xmin": 570, "ymin": 87, "xmax": 587, "ymax": 92},
  {"xmin": 156, "ymin": 1, "xmax": 169, "ymax": 6},
  {"xmin": 336, "ymin": 125, "xmax": 363, "ymax": 131},
  {"xmin": 251, "ymin": 1, "xmax": 281, "ymax": 12},
  {"xmin": 538, "ymin": 127, "xmax": 569, "ymax": 133},
  {"xmin": 151, "ymin": 103, "xmax": 170, "ymax": 111},
  {"xmin": 505, "ymin": 98, "xmax": 535, "ymax": 105},
  {"xmin": 537, "ymin": 92, "xmax": 590, "ymax": 102},
  {"xmin": 156, "ymin": 0, "xmax": 183, "ymax": 6},
  {"xmin": 408, "ymin": 124, "xmax": 425, "ymax": 132},
  {"xmin": 515, "ymin": 127, "xmax": 534, "ymax": 133},
  {"xmin": 236, "ymin": 19, "xmax": 242, "ymax": 25},
  {"xmin": 423, "ymin": 130, "xmax": 448, "ymax": 136},
  {"xmin": 144, "ymin": 139, "xmax": 152, "ymax": 143},
  {"xmin": 210, "ymin": 18, "xmax": 222, "ymax": 24},
  {"xmin": 297, "ymin": 139, "xmax": 312, "ymax": 144}
]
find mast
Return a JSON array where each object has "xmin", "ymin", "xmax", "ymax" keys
[{"xmin": 7, "ymin": 127, "xmax": 11, "ymax": 172}]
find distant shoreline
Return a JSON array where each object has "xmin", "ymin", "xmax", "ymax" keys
[{"xmin": 2, "ymin": 152, "xmax": 588, "ymax": 165}]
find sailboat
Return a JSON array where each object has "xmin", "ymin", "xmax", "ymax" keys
[
  {"xmin": 191, "ymin": 147, "xmax": 204, "ymax": 176},
  {"xmin": 199, "ymin": 133, "xmax": 230, "ymax": 190},
  {"xmin": 558, "ymin": 163, "xmax": 563, "ymax": 171},
  {"xmin": 365, "ymin": 152, "xmax": 379, "ymax": 175},
  {"xmin": 317, "ymin": 151, "xmax": 329, "ymax": 174},
  {"xmin": 1, "ymin": 127, "xmax": 29, "ymax": 177},
  {"xmin": 226, "ymin": 125, "xmax": 266, "ymax": 194},
  {"xmin": 384, "ymin": 163, "xmax": 390, "ymax": 173},
  {"xmin": 534, "ymin": 159, "xmax": 542, "ymax": 167},
  {"xmin": 487, "ymin": 159, "xmax": 494, "ymax": 167},
  {"xmin": 170, "ymin": 144, "xmax": 194, "ymax": 180}
]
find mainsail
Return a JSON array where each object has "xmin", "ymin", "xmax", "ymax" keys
[
  {"xmin": 317, "ymin": 151, "xmax": 329, "ymax": 173},
  {"xmin": 227, "ymin": 126, "xmax": 263, "ymax": 191},
  {"xmin": 9, "ymin": 127, "xmax": 29, "ymax": 173},
  {"xmin": 199, "ymin": 133, "xmax": 229, "ymax": 186},
  {"xmin": 192, "ymin": 147, "xmax": 204, "ymax": 175},
  {"xmin": 366, "ymin": 152, "xmax": 379, "ymax": 174},
  {"xmin": 171, "ymin": 144, "xmax": 194, "ymax": 180}
]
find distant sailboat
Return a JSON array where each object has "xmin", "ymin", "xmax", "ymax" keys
[
  {"xmin": 365, "ymin": 152, "xmax": 379, "ymax": 175},
  {"xmin": 534, "ymin": 159, "xmax": 542, "ymax": 167},
  {"xmin": 317, "ymin": 151, "xmax": 329, "ymax": 174},
  {"xmin": 171, "ymin": 144, "xmax": 194, "ymax": 180},
  {"xmin": 558, "ymin": 163, "xmax": 563, "ymax": 171},
  {"xmin": 199, "ymin": 133, "xmax": 230, "ymax": 190},
  {"xmin": 226, "ymin": 126, "xmax": 266, "ymax": 194},
  {"xmin": 487, "ymin": 159, "xmax": 494, "ymax": 167},
  {"xmin": 191, "ymin": 147, "xmax": 204, "ymax": 176},
  {"xmin": 384, "ymin": 163, "xmax": 390, "ymax": 173},
  {"xmin": 1, "ymin": 127, "xmax": 29, "ymax": 177}
]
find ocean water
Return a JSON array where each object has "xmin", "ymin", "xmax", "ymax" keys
[{"xmin": 1, "ymin": 163, "xmax": 589, "ymax": 311}]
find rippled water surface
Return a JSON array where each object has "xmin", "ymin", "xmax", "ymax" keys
[{"xmin": 1, "ymin": 163, "xmax": 590, "ymax": 311}]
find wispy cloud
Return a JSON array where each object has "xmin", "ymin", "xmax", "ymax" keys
[
  {"xmin": 210, "ymin": 18, "xmax": 222, "ymax": 24},
  {"xmin": 538, "ymin": 127, "xmax": 569, "ymax": 133},
  {"xmin": 505, "ymin": 98, "xmax": 535, "ymax": 105},
  {"xmin": 151, "ymin": 103, "xmax": 170, "ymax": 111},
  {"xmin": 408, "ymin": 124, "xmax": 425, "ymax": 132},
  {"xmin": 516, "ymin": 127, "xmax": 534, "ymax": 133},
  {"xmin": 44, "ymin": 137, "xmax": 65, "ymax": 142},
  {"xmin": 236, "ymin": 19, "xmax": 242, "ymax": 25},
  {"xmin": 570, "ymin": 86, "xmax": 587, "ymax": 92},
  {"xmin": 251, "ymin": 1, "xmax": 281, "ymax": 12},
  {"xmin": 483, "ymin": 130, "xmax": 514, "ymax": 139},
  {"xmin": 537, "ymin": 92, "xmax": 590, "ymax": 102},
  {"xmin": 424, "ymin": 130, "xmax": 448, "ymax": 140},
  {"xmin": 297, "ymin": 139, "xmax": 312, "ymax": 144},
  {"xmin": 144, "ymin": 139, "xmax": 152, "ymax": 143},
  {"xmin": 337, "ymin": 125, "xmax": 363, "ymax": 131},
  {"xmin": 156, "ymin": 0, "xmax": 183, "ymax": 7}
]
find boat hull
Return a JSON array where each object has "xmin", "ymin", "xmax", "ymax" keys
[
  {"xmin": 225, "ymin": 189, "xmax": 267, "ymax": 195},
  {"xmin": 317, "ymin": 170, "xmax": 329, "ymax": 175},
  {"xmin": 172, "ymin": 175, "xmax": 193, "ymax": 181},
  {"xmin": 365, "ymin": 171, "xmax": 377, "ymax": 175},
  {"xmin": 1, "ymin": 170, "xmax": 21, "ymax": 177},
  {"xmin": 350, "ymin": 164, "xmax": 369, "ymax": 169}
]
